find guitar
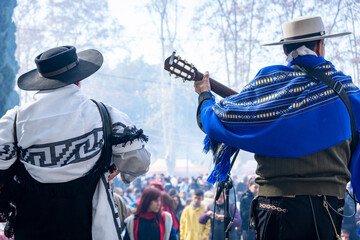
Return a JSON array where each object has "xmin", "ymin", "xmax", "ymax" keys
[{"xmin": 163, "ymin": 51, "xmax": 238, "ymax": 98}]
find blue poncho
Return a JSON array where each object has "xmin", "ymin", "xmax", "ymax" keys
[{"xmin": 201, "ymin": 54, "xmax": 360, "ymax": 199}]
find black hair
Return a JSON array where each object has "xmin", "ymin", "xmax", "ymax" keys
[
  {"xmin": 284, "ymin": 40, "xmax": 320, "ymax": 54},
  {"xmin": 194, "ymin": 189, "xmax": 204, "ymax": 197},
  {"xmin": 168, "ymin": 188, "xmax": 178, "ymax": 197}
]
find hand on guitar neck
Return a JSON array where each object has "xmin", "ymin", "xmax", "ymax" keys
[{"xmin": 194, "ymin": 71, "xmax": 211, "ymax": 94}]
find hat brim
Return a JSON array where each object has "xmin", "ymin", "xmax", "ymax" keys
[
  {"xmin": 261, "ymin": 32, "xmax": 351, "ymax": 46},
  {"xmin": 18, "ymin": 49, "xmax": 103, "ymax": 91}
]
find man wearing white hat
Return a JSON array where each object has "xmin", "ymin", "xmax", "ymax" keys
[
  {"xmin": 194, "ymin": 16, "xmax": 360, "ymax": 239},
  {"xmin": 0, "ymin": 46, "xmax": 151, "ymax": 240}
]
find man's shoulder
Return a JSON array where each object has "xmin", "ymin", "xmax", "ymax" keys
[
  {"xmin": 200, "ymin": 204, "xmax": 207, "ymax": 210},
  {"xmin": 184, "ymin": 205, "xmax": 199, "ymax": 213},
  {"xmin": 183, "ymin": 205, "xmax": 191, "ymax": 211},
  {"xmin": 255, "ymin": 65, "xmax": 292, "ymax": 77}
]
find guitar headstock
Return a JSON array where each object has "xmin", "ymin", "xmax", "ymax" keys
[{"xmin": 164, "ymin": 51, "xmax": 197, "ymax": 82}]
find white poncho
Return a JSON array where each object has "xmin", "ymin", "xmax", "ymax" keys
[{"xmin": 0, "ymin": 84, "xmax": 151, "ymax": 239}]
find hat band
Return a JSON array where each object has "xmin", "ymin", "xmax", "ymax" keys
[
  {"xmin": 281, "ymin": 31, "xmax": 325, "ymax": 42},
  {"xmin": 39, "ymin": 58, "xmax": 79, "ymax": 78}
]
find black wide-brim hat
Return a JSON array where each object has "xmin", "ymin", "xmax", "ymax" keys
[{"xmin": 18, "ymin": 46, "xmax": 103, "ymax": 90}]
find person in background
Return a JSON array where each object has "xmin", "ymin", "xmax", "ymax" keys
[
  {"xmin": 179, "ymin": 177, "xmax": 190, "ymax": 199},
  {"xmin": 113, "ymin": 193, "xmax": 134, "ymax": 230},
  {"xmin": 203, "ymin": 190, "xmax": 214, "ymax": 208},
  {"xmin": 124, "ymin": 187, "xmax": 177, "ymax": 240},
  {"xmin": 124, "ymin": 187, "xmax": 136, "ymax": 205},
  {"xmin": 132, "ymin": 187, "xmax": 142, "ymax": 201},
  {"xmin": 180, "ymin": 189, "xmax": 210, "ymax": 240},
  {"xmin": 168, "ymin": 188, "xmax": 185, "ymax": 221},
  {"xmin": 111, "ymin": 173, "xmax": 123, "ymax": 189},
  {"xmin": 198, "ymin": 175, "xmax": 213, "ymax": 192},
  {"xmin": 189, "ymin": 177, "xmax": 199, "ymax": 191},
  {"xmin": 157, "ymin": 173, "xmax": 165, "ymax": 184},
  {"xmin": 236, "ymin": 176, "xmax": 248, "ymax": 200},
  {"xmin": 150, "ymin": 180, "xmax": 179, "ymax": 232},
  {"xmin": 199, "ymin": 191, "xmax": 241, "ymax": 240},
  {"xmin": 171, "ymin": 177, "xmax": 178, "ymax": 190},
  {"xmin": 179, "ymin": 190, "xmax": 187, "ymax": 206},
  {"xmin": 169, "ymin": 188, "xmax": 185, "ymax": 239},
  {"xmin": 342, "ymin": 230, "xmax": 351, "ymax": 240},
  {"xmin": 114, "ymin": 187, "xmax": 124, "ymax": 197},
  {"xmin": 132, "ymin": 178, "xmax": 142, "ymax": 191},
  {"xmin": 240, "ymin": 177, "xmax": 259, "ymax": 240},
  {"xmin": 164, "ymin": 177, "xmax": 173, "ymax": 193},
  {"xmin": 140, "ymin": 178, "xmax": 149, "ymax": 192}
]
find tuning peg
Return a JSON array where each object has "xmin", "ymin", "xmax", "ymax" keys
[
  {"xmin": 169, "ymin": 72, "xmax": 172, "ymax": 76},
  {"xmin": 176, "ymin": 56, "xmax": 181, "ymax": 60},
  {"xmin": 190, "ymin": 63, "xmax": 194, "ymax": 67},
  {"xmin": 184, "ymin": 59, "xmax": 188, "ymax": 63},
  {"xmin": 183, "ymin": 79, "xmax": 186, "ymax": 83},
  {"xmin": 175, "ymin": 76, "xmax": 179, "ymax": 79},
  {"xmin": 170, "ymin": 50, "xmax": 176, "ymax": 65}
]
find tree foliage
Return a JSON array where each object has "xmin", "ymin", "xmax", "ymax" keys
[
  {"xmin": 193, "ymin": 0, "xmax": 360, "ymax": 88},
  {"xmin": 14, "ymin": 0, "xmax": 125, "ymax": 102},
  {"xmin": 146, "ymin": 0, "xmax": 180, "ymax": 174}
]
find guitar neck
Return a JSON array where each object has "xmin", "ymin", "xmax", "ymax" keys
[{"xmin": 195, "ymin": 71, "xmax": 238, "ymax": 98}]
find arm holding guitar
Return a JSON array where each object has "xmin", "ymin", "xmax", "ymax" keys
[
  {"xmin": 196, "ymin": 91, "xmax": 214, "ymax": 133},
  {"xmin": 194, "ymin": 71, "xmax": 211, "ymax": 94}
]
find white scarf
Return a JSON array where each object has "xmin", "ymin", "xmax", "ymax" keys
[{"xmin": 286, "ymin": 45, "xmax": 318, "ymax": 64}]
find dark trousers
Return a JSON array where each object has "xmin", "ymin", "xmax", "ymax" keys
[{"xmin": 251, "ymin": 195, "xmax": 344, "ymax": 240}]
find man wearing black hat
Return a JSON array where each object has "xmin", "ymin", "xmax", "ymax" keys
[
  {"xmin": 0, "ymin": 46, "xmax": 151, "ymax": 240},
  {"xmin": 194, "ymin": 16, "xmax": 360, "ymax": 239}
]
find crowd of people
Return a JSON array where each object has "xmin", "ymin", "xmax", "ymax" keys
[
  {"xmin": 1, "ymin": 172, "xmax": 360, "ymax": 239},
  {"xmin": 108, "ymin": 173, "xmax": 360, "ymax": 240},
  {"xmin": 109, "ymin": 173, "xmax": 256, "ymax": 240}
]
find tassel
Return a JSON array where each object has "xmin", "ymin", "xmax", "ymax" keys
[
  {"xmin": 112, "ymin": 127, "xmax": 149, "ymax": 146},
  {"xmin": 203, "ymin": 135, "xmax": 239, "ymax": 184},
  {"xmin": 203, "ymin": 135, "xmax": 220, "ymax": 156},
  {"xmin": 206, "ymin": 144, "xmax": 236, "ymax": 184},
  {"xmin": 203, "ymin": 136, "xmax": 212, "ymax": 153}
]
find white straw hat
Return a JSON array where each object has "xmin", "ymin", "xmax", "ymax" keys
[{"xmin": 261, "ymin": 16, "xmax": 351, "ymax": 46}]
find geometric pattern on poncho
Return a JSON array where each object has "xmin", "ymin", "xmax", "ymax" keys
[
  {"xmin": 1, "ymin": 121, "xmax": 137, "ymax": 168},
  {"xmin": 214, "ymin": 63, "xmax": 359, "ymax": 124},
  {"xmin": 19, "ymin": 127, "xmax": 104, "ymax": 167},
  {"xmin": 0, "ymin": 144, "xmax": 17, "ymax": 161}
]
